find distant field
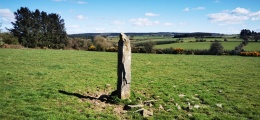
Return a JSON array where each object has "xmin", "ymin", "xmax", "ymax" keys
[
  {"xmin": 0, "ymin": 49, "xmax": 259, "ymax": 119},
  {"xmin": 201, "ymin": 37, "xmax": 242, "ymax": 42},
  {"xmin": 155, "ymin": 42, "xmax": 240, "ymax": 50},
  {"xmin": 244, "ymin": 42, "xmax": 260, "ymax": 51},
  {"xmin": 108, "ymin": 36, "xmax": 242, "ymax": 45}
]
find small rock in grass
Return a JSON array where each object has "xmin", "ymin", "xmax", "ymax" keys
[
  {"xmin": 143, "ymin": 109, "xmax": 153, "ymax": 117},
  {"xmin": 176, "ymin": 103, "xmax": 181, "ymax": 110},
  {"xmin": 159, "ymin": 104, "xmax": 164, "ymax": 110},
  {"xmin": 148, "ymin": 103, "xmax": 153, "ymax": 107},
  {"xmin": 106, "ymin": 84, "xmax": 111, "ymax": 88},
  {"xmin": 188, "ymin": 113, "xmax": 193, "ymax": 117},
  {"xmin": 179, "ymin": 94, "xmax": 185, "ymax": 98},
  {"xmin": 188, "ymin": 102, "xmax": 192, "ymax": 110},
  {"xmin": 134, "ymin": 108, "xmax": 153, "ymax": 117},
  {"xmin": 192, "ymin": 96, "xmax": 199, "ymax": 100},
  {"xmin": 216, "ymin": 103, "xmax": 222, "ymax": 108},
  {"xmin": 124, "ymin": 104, "xmax": 144, "ymax": 110},
  {"xmin": 194, "ymin": 105, "xmax": 200, "ymax": 109}
]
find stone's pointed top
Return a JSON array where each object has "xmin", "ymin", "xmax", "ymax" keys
[
  {"xmin": 120, "ymin": 32, "xmax": 126, "ymax": 36},
  {"xmin": 120, "ymin": 33, "xmax": 129, "ymax": 41}
]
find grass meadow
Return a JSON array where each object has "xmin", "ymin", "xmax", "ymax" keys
[
  {"xmin": 0, "ymin": 49, "xmax": 259, "ymax": 119},
  {"xmin": 154, "ymin": 42, "xmax": 241, "ymax": 50},
  {"xmin": 244, "ymin": 42, "xmax": 260, "ymax": 51}
]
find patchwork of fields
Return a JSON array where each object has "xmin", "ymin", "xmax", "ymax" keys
[
  {"xmin": 109, "ymin": 35, "xmax": 260, "ymax": 51},
  {"xmin": 154, "ymin": 42, "xmax": 241, "ymax": 50},
  {"xmin": 0, "ymin": 49, "xmax": 259, "ymax": 119}
]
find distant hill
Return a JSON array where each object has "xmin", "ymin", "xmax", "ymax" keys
[{"xmin": 68, "ymin": 32, "xmax": 223, "ymax": 38}]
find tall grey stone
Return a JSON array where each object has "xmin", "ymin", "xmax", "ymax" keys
[{"xmin": 117, "ymin": 33, "xmax": 131, "ymax": 99}]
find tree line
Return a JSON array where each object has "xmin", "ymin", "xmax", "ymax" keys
[
  {"xmin": 240, "ymin": 29, "xmax": 260, "ymax": 42},
  {"xmin": 8, "ymin": 7, "xmax": 67, "ymax": 48}
]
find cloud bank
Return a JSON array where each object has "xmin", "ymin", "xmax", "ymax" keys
[{"xmin": 208, "ymin": 7, "xmax": 260, "ymax": 24}]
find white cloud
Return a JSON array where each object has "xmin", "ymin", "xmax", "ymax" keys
[
  {"xmin": 231, "ymin": 7, "xmax": 250, "ymax": 14},
  {"xmin": 129, "ymin": 18, "xmax": 160, "ymax": 26},
  {"xmin": 77, "ymin": 1, "xmax": 87, "ymax": 4},
  {"xmin": 113, "ymin": 20, "xmax": 125, "ymax": 25},
  {"xmin": 250, "ymin": 11, "xmax": 260, "ymax": 21},
  {"xmin": 208, "ymin": 7, "xmax": 260, "ymax": 24},
  {"xmin": 163, "ymin": 22, "xmax": 174, "ymax": 26},
  {"xmin": 208, "ymin": 12, "xmax": 249, "ymax": 24},
  {"xmin": 183, "ymin": 7, "xmax": 189, "ymax": 12},
  {"xmin": 145, "ymin": 13, "xmax": 159, "ymax": 17},
  {"xmin": 0, "ymin": 9, "xmax": 15, "ymax": 22},
  {"xmin": 193, "ymin": 7, "xmax": 205, "ymax": 10},
  {"xmin": 76, "ymin": 15, "xmax": 87, "ymax": 20}
]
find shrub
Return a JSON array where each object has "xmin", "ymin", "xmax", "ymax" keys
[
  {"xmin": 88, "ymin": 45, "xmax": 96, "ymax": 51},
  {"xmin": 144, "ymin": 40, "xmax": 156, "ymax": 53},
  {"xmin": 105, "ymin": 47, "xmax": 117, "ymax": 52},
  {"xmin": 240, "ymin": 51, "xmax": 260, "ymax": 57},
  {"xmin": 131, "ymin": 47, "xmax": 146, "ymax": 53},
  {"xmin": 1, "ymin": 33, "xmax": 19, "ymax": 45},
  {"xmin": 66, "ymin": 38, "xmax": 91, "ymax": 50},
  {"xmin": 224, "ymin": 38, "xmax": 228, "ymax": 42},
  {"xmin": 173, "ymin": 48, "xmax": 184, "ymax": 54},
  {"xmin": 93, "ymin": 35, "xmax": 113, "ymax": 51},
  {"xmin": 1, "ymin": 44, "xmax": 24, "ymax": 49},
  {"xmin": 161, "ymin": 47, "xmax": 174, "ymax": 54},
  {"xmin": 209, "ymin": 42, "xmax": 224, "ymax": 55}
]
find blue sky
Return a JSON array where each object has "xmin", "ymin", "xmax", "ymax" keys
[{"xmin": 0, "ymin": 0, "xmax": 260, "ymax": 34}]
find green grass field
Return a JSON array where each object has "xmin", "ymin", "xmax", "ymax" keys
[
  {"xmin": 244, "ymin": 42, "xmax": 260, "ymax": 51},
  {"xmin": 0, "ymin": 49, "xmax": 259, "ymax": 119},
  {"xmin": 155, "ymin": 42, "xmax": 241, "ymax": 50}
]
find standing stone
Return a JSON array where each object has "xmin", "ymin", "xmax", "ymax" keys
[{"xmin": 117, "ymin": 33, "xmax": 131, "ymax": 99}]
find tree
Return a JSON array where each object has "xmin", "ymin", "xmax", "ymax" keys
[
  {"xmin": 253, "ymin": 33, "xmax": 260, "ymax": 42},
  {"xmin": 209, "ymin": 42, "xmax": 224, "ymax": 55},
  {"xmin": 240, "ymin": 29, "xmax": 251, "ymax": 39},
  {"xmin": 8, "ymin": 7, "xmax": 32, "ymax": 47},
  {"xmin": 46, "ymin": 13, "xmax": 67, "ymax": 48},
  {"xmin": 93, "ymin": 35, "xmax": 110, "ymax": 51},
  {"xmin": 144, "ymin": 40, "xmax": 156, "ymax": 53},
  {"xmin": 8, "ymin": 7, "xmax": 67, "ymax": 48}
]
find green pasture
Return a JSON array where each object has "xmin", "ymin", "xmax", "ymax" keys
[
  {"xmin": 200, "ymin": 37, "xmax": 242, "ymax": 42},
  {"xmin": 131, "ymin": 36, "xmax": 242, "ymax": 42},
  {"xmin": 244, "ymin": 42, "xmax": 260, "ymax": 51},
  {"xmin": 108, "ymin": 36, "xmax": 242, "ymax": 46},
  {"xmin": 154, "ymin": 42, "xmax": 241, "ymax": 50},
  {"xmin": 0, "ymin": 49, "xmax": 259, "ymax": 119}
]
